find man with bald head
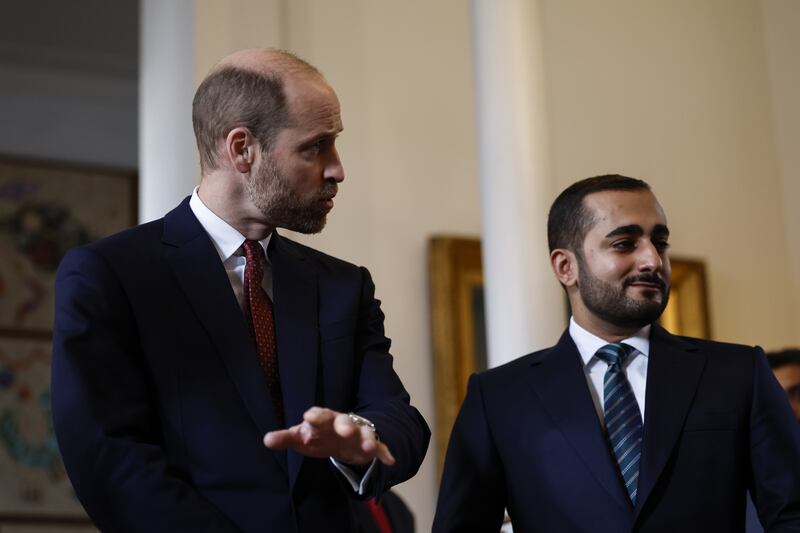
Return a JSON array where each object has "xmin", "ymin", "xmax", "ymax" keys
[{"xmin": 52, "ymin": 49, "xmax": 429, "ymax": 533}]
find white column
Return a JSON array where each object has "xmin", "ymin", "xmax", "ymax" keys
[
  {"xmin": 139, "ymin": 0, "xmax": 199, "ymax": 223},
  {"xmin": 470, "ymin": 0, "xmax": 565, "ymax": 367}
]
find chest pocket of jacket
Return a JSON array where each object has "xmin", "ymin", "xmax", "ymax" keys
[{"xmin": 683, "ymin": 410, "xmax": 738, "ymax": 432}]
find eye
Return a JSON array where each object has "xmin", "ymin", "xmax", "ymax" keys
[
  {"xmin": 303, "ymin": 141, "xmax": 322, "ymax": 155},
  {"xmin": 301, "ymin": 137, "xmax": 334, "ymax": 159},
  {"xmin": 611, "ymin": 239, "xmax": 635, "ymax": 251},
  {"xmin": 654, "ymin": 239, "xmax": 670, "ymax": 253}
]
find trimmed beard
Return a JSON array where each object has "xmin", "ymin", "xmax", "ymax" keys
[
  {"xmin": 576, "ymin": 254, "xmax": 669, "ymax": 330},
  {"xmin": 245, "ymin": 157, "xmax": 336, "ymax": 235}
]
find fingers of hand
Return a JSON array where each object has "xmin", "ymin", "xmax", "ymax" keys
[
  {"xmin": 333, "ymin": 413, "xmax": 359, "ymax": 439},
  {"xmin": 265, "ymin": 408, "xmax": 396, "ymax": 466},
  {"xmin": 263, "ymin": 425, "xmax": 302, "ymax": 449},
  {"xmin": 374, "ymin": 441, "xmax": 395, "ymax": 466},
  {"xmin": 357, "ymin": 425, "xmax": 377, "ymax": 451},
  {"xmin": 304, "ymin": 406, "xmax": 336, "ymax": 427}
]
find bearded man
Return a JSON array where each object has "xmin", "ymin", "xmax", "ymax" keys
[
  {"xmin": 433, "ymin": 175, "xmax": 800, "ymax": 532},
  {"xmin": 51, "ymin": 48, "xmax": 429, "ymax": 533}
]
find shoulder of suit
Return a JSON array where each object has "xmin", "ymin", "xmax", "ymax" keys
[
  {"xmin": 477, "ymin": 345, "xmax": 556, "ymax": 381},
  {"xmin": 660, "ymin": 330, "xmax": 761, "ymax": 356},
  {"xmin": 275, "ymin": 234, "xmax": 364, "ymax": 274},
  {"xmin": 71, "ymin": 217, "xmax": 164, "ymax": 261}
]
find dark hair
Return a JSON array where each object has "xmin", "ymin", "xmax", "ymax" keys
[
  {"xmin": 767, "ymin": 349, "xmax": 800, "ymax": 369},
  {"xmin": 547, "ymin": 174, "xmax": 651, "ymax": 253}
]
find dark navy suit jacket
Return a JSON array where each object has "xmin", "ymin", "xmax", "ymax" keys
[
  {"xmin": 434, "ymin": 326, "xmax": 800, "ymax": 532},
  {"xmin": 51, "ymin": 198, "xmax": 429, "ymax": 533}
]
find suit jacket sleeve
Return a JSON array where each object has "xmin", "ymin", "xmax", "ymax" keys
[
  {"xmin": 348, "ymin": 267, "xmax": 430, "ymax": 498},
  {"xmin": 432, "ymin": 373, "xmax": 506, "ymax": 532},
  {"xmin": 51, "ymin": 247, "xmax": 240, "ymax": 533},
  {"xmin": 749, "ymin": 347, "xmax": 800, "ymax": 531}
]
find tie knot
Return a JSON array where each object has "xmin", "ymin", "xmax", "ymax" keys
[
  {"xmin": 595, "ymin": 343, "xmax": 634, "ymax": 368},
  {"xmin": 242, "ymin": 239, "xmax": 265, "ymax": 262}
]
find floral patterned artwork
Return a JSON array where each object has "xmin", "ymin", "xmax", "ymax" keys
[
  {"xmin": 0, "ymin": 158, "xmax": 133, "ymax": 528},
  {"xmin": 0, "ymin": 159, "xmax": 135, "ymax": 333},
  {"xmin": 0, "ymin": 339, "xmax": 77, "ymax": 516}
]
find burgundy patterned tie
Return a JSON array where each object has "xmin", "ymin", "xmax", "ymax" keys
[{"xmin": 242, "ymin": 239, "xmax": 284, "ymax": 427}]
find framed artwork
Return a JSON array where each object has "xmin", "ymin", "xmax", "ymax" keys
[
  {"xmin": 0, "ymin": 157, "xmax": 136, "ymax": 337},
  {"xmin": 428, "ymin": 236, "xmax": 711, "ymax": 474},
  {"xmin": 0, "ymin": 156, "xmax": 135, "ymax": 529},
  {"xmin": 659, "ymin": 258, "xmax": 711, "ymax": 339}
]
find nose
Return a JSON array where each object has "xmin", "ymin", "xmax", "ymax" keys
[
  {"xmin": 636, "ymin": 241, "xmax": 663, "ymax": 272},
  {"xmin": 324, "ymin": 147, "xmax": 345, "ymax": 183}
]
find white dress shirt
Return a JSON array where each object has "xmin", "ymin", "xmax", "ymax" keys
[
  {"xmin": 189, "ymin": 189, "xmax": 273, "ymax": 303},
  {"xmin": 189, "ymin": 188, "xmax": 374, "ymax": 494},
  {"xmin": 569, "ymin": 317, "xmax": 650, "ymax": 425}
]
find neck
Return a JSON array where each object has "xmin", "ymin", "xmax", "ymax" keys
[{"xmin": 198, "ymin": 174, "xmax": 275, "ymax": 241}]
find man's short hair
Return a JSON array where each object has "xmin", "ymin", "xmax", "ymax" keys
[
  {"xmin": 547, "ymin": 174, "xmax": 651, "ymax": 254},
  {"xmin": 191, "ymin": 51, "xmax": 320, "ymax": 172},
  {"xmin": 768, "ymin": 349, "xmax": 800, "ymax": 370}
]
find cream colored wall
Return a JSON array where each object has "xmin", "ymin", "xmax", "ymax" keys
[
  {"xmin": 541, "ymin": 0, "xmax": 800, "ymax": 350},
  {"xmin": 191, "ymin": 0, "xmax": 798, "ymax": 530},
  {"xmin": 194, "ymin": 1, "xmax": 480, "ymax": 530},
  {"xmin": 761, "ymin": 0, "xmax": 800, "ymax": 345}
]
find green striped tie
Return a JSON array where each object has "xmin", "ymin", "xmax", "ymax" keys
[{"xmin": 596, "ymin": 343, "xmax": 643, "ymax": 505}]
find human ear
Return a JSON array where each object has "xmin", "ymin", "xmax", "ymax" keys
[
  {"xmin": 550, "ymin": 249, "xmax": 578, "ymax": 287},
  {"xmin": 225, "ymin": 127, "xmax": 256, "ymax": 173}
]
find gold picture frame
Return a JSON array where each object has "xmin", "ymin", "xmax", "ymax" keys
[{"xmin": 428, "ymin": 236, "xmax": 711, "ymax": 474}]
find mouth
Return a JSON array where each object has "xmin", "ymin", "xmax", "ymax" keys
[
  {"xmin": 625, "ymin": 275, "xmax": 667, "ymax": 293},
  {"xmin": 320, "ymin": 194, "xmax": 336, "ymax": 210},
  {"xmin": 630, "ymin": 282, "xmax": 662, "ymax": 290}
]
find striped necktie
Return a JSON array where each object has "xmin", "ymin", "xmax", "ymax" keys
[{"xmin": 595, "ymin": 343, "xmax": 643, "ymax": 506}]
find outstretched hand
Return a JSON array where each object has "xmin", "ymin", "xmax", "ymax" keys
[{"xmin": 263, "ymin": 407, "xmax": 395, "ymax": 466}]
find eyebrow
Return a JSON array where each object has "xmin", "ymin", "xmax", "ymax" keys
[
  {"xmin": 299, "ymin": 130, "xmax": 342, "ymax": 148},
  {"xmin": 605, "ymin": 224, "xmax": 670, "ymax": 238}
]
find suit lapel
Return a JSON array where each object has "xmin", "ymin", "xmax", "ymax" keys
[
  {"xmin": 527, "ymin": 331, "xmax": 632, "ymax": 514},
  {"xmin": 634, "ymin": 324, "xmax": 705, "ymax": 519},
  {"xmin": 162, "ymin": 200, "xmax": 287, "ymax": 472},
  {"xmin": 270, "ymin": 233, "xmax": 319, "ymax": 490}
]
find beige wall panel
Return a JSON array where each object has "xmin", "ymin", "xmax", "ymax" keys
[
  {"xmin": 761, "ymin": 0, "xmax": 800, "ymax": 345},
  {"xmin": 542, "ymin": 0, "xmax": 798, "ymax": 349},
  {"xmin": 194, "ymin": 0, "xmax": 285, "ymax": 83}
]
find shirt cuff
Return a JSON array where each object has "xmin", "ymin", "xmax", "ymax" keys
[{"xmin": 329, "ymin": 457, "xmax": 377, "ymax": 495}]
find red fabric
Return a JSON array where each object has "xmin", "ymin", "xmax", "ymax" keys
[
  {"xmin": 366, "ymin": 498, "xmax": 393, "ymax": 533},
  {"xmin": 243, "ymin": 240, "xmax": 284, "ymax": 427}
]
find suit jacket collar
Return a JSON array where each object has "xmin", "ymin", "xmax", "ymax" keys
[
  {"xmin": 162, "ymin": 199, "xmax": 322, "ymax": 488},
  {"xmin": 270, "ymin": 232, "xmax": 319, "ymax": 489},
  {"xmin": 527, "ymin": 325, "xmax": 706, "ymax": 518},
  {"xmin": 526, "ymin": 330, "xmax": 633, "ymax": 514},
  {"xmin": 163, "ymin": 199, "xmax": 285, "ymax": 437},
  {"xmin": 634, "ymin": 323, "xmax": 704, "ymax": 520}
]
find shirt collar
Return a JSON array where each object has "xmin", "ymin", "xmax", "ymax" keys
[
  {"xmin": 569, "ymin": 316, "xmax": 650, "ymax": 367},
  {"xmin": 189, "ymin": 187, "xmax": 272, "ymax": 262}
]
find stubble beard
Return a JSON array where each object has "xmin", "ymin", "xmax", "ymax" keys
[
  {"xmin": 577, "ymin": 255, "xmax": 670, "ymax": 331},
  {"xmin": 245, "ymin": 158, "xmax": 335, "ymax": 235}
]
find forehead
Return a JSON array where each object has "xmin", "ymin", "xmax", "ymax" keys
[
  {"xmin": 282, "ymin": 74, "xmax": 343, "ymax": 133},
  {"xmin": 582, "ymin": 189, "xmax": 667, "ymax": 235}
]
